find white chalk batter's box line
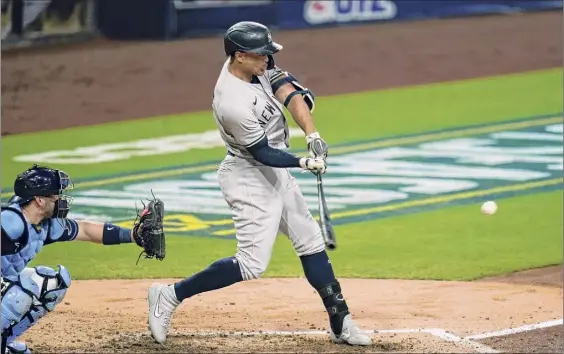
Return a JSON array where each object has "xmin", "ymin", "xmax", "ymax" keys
[{"xmin": 166, "ymin": 318, "xmax": 563, "ymax": 354}]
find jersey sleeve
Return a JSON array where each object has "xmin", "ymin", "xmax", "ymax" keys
[
  {"xmin": 266, "ymin": 66, "xmax": 291, "ymax": 93},
  {"xmin": 1, "ymin": 210, "xmax": 27, "ymax": 254},
  {"xmin": 220, "ymin": 100, "xmax": 265, "ymax": 148},
  {"xmin": 1, "ymin": 210, "xmax": 25, "ymax": 240},
  {"xmin": 45, "ymin": 219, "xmax": 79, "ymax": 245}
]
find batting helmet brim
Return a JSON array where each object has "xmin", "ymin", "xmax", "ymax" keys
[{"xmin": 249, "ymin": 41, "xmax": 283, "ymax": 55}]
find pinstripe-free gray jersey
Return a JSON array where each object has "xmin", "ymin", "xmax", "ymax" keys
[{"xmin": 212, "ymin": 59, "xmax": 290, "ymax": 159}]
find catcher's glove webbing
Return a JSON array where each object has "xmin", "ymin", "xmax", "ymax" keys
[{"xmin": 133, "ymin": 192, "xmax": 166, "ymax": 264}]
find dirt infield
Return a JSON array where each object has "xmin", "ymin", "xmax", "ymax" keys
[
  {"xmin": 21, "ymin": 268, "xmax": 563, "ymax": 353},
  {"xmin": 3, "ymin": 10, "xmax": 563, "ymax": 353}
]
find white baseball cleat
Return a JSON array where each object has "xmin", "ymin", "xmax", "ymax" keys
[
  {"xmin": 330, "ymin": 314, "xmax": 373, "ymax": 346},
  {"xmin": 147, "ymin": 283, "xmax": 181, "ymax": 344}
]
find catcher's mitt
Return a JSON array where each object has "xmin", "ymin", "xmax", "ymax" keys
[{"xmin": 133, "ymin": 192, "xmax": 166, "ymax": 264}]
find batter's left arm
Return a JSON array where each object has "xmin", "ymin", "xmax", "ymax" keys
[
  {"xmin": 270, "ymin": 69, "xmax": 317, "ymax": 135},
  {"xmin": 270, "ymin": 68, "xmax": 328, "ymax": 159},
  {"xmin": 277, "ymin": 83, "xmax": 318, "ymax": 134}
]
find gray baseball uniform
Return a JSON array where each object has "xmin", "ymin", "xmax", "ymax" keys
[
  {"xmin": 212, "ymin": 58, "xmax": 324, "ymax": 280},
  {"xmin": 147, "ymin": 22, "xmax": 372, "ymax": 348}
]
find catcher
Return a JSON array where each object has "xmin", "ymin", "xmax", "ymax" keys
[{"xmin": 1, "ymin": 164, "xmax": 165, "ymax": 354}]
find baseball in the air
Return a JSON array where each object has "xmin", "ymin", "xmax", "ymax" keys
[{"xmin": 481, "ymin": 201, "xmax": 498, "ymax": 215}]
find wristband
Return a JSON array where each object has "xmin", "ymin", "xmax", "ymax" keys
[{"xmin": 102, "ymin": 224, "xmax": 132, "ymax": 245}]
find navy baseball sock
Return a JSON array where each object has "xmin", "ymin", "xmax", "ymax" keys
[
  {"xmin": 300, "ymin": 251, "xmax": 350, "ymax": 336},
  {"xmin": 300, "ymin": 251, "xmax": 335, "ymax": 287},
  {"xmin": 173, "ymin": 256, "xmax": 243, "ymax": 302}
]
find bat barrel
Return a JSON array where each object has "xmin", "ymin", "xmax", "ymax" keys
[{"xmin": 317, "ymin": 173, "xmax": 337, "ymax": 250}]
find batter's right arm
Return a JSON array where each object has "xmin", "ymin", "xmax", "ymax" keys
[{"xmin": 247, "ymin": 136, "xmax": 325, "ymax": 173}]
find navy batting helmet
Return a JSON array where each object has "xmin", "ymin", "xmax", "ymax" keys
[
  {"xmin": 13, "ymin": 164, "xmax": 74, "ymax": 218},
  {"xmin": 224, "ymin": 21, "xmax": 283, "ymax": 57}
]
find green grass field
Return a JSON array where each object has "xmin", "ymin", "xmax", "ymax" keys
[{"xmin": 3, "ymin": 68, "xmax": 562, "ymax": 281}]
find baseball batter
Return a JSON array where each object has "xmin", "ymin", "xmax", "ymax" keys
[{"xmin": 148, "ymin": 21, "xmax": 372, "ymax": 346}]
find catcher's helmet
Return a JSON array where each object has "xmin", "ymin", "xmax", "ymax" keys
[
  {"xmin": 224, "ymin": 21, "xmax": 283, "ymax": 56},
  {"xmin": 12, "ymin": 164, "xmax": 73, "ymax": 217}
]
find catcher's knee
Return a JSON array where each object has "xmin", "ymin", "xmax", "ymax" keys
[
  {"xmin": 21, "ymin": 264, "xmax": 71, "ymax": 312},
  {"xmin": 234, "ymin": 252, "xmax": 269, "ymax": 281}
]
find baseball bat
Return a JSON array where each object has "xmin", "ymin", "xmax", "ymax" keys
[{"xmin": 317, "ymin": 172, "xmax": 336, "ymax": 250}]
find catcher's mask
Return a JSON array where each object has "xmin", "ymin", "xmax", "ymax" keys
[
  {"xmin": 13, "ymin": 164, "xmax": 74, "ymax": 220},
  {"xmin": 224, "ymin": 21, "xmax": 282, "ymax": 70}
]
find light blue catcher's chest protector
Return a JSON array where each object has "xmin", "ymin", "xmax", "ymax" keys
[{"xmin": 1, "ymin": 204, "xmax": 51, "ymax": 281}]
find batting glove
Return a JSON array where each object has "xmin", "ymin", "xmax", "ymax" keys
[
  {"xmin": 306, "ymin": 132, "xmax": 328, "ymax": 159},
  {"xmin": 299, "ymin": 157, "xmax": 326, "ymax": 174}
]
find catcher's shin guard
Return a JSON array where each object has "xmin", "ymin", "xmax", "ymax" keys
[
  {"xmin": 2, "ymin": 276, "xmax": 40, "ymax": 337},
  {"xmin": 3, "ymin": 266, "xmax": 70, "ymax": 344},
  {"xmin": 4, "ymin": 340, "xmax": 31, "ymax": 354}
]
